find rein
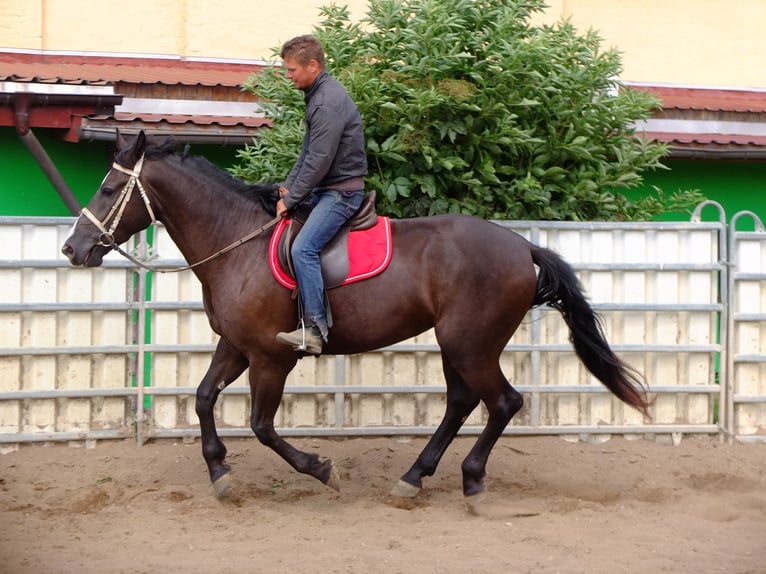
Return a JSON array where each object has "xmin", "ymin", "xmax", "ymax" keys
[{"xmin": 81, "ymin": 155, "xmax": 280, "ymax": 274}]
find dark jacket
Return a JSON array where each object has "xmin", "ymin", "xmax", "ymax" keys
[{"xmin": 282, "ymin": 71, "xmax": 367, "ymax": 210}]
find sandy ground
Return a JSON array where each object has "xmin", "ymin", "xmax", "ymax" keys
[{"xmin": 1, "ymin": 434, "xmax": 765, "ymax": 574}]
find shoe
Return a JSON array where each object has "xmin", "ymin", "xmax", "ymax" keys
[{"xmin": 276, "ymin": 326, "xmax": 323, "ymax": 355}]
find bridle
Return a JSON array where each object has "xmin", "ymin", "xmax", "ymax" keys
[
  {"xmin": 80, "ymin": 154, "xmax": 156, "ymax": 249},
  {"xmin": 78, "ymin": 154, "xmax": 279, "ymax": 273}
]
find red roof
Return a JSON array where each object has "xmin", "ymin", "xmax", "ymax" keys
[
  {"xmin": 641, "ymin": 132, "xmax": 766, "ymax": 149},
  {"xmin": 629, "ymin": 84, "xmax": 766, "ymax": 114},
  {"xmin": 642, "ymin": 132, "xmax": 766, "ymax": 147},
  {"xmin": 111, "ymin": 113, "xmax": 267, "ymax": 128},
  {"xmin": 627, "ymin": 84, "xmax": 766, "ymax": 156},
  {"xmin": 0, "ymin": 51, "xmax": 261, "ymax": 87}
]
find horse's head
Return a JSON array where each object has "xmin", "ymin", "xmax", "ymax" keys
[{"xmin": 62, "ymin": 130, "xmax": 158, "ymax": 267}]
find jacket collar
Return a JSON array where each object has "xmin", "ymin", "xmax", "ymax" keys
[{"xmin": 303, "ymin": 70, "xmax": 329, "ymax": 101}]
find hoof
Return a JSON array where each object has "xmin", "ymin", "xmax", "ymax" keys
[
  {"xmin": 390, "ymin": 479, "xmax": 421, "ymax": 498},
  {"xmin": 324, "ymin": 462, "xmax": 341, "ymax": 493},
  {"xmin": 212, "ymin": 472, "xmax": 232, "ymax": 498},
  {"xmin": 464, "ymin": 490, "xmax": 488, "ymax": 515}
]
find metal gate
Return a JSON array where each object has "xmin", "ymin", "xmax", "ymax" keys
[
  {"xmin": 1, "ymin": 205, "xmax": 764, "ymax": 448},
  {"xmin": 724, "ymin": 208, "xmax": 766, "ymax": 443}
]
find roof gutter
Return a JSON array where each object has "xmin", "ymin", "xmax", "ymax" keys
[
  {"xmin": 77, "ymin": 123, "xmax": 258, "ymax": 145},
  {"xmin": 668, "ymin": 146, "xmax": 766, "ymax": 160}
]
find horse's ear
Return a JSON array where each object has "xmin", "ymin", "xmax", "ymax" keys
[{"xmin": 134, "ymin": 130, "xmax": 147, "ymax": 158}]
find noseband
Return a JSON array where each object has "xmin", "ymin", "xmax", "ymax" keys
[{"xmin": 80, "ymin": 154, "xmax": 156, "ymax": 247}]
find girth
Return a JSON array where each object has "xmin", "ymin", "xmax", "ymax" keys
[{"xmin": 277, "ymin": 190, "xmax": 378, "ymax": 289}]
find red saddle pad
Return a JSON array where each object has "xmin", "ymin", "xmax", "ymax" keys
[{"xmin": 269, "ymin": 216, "xmax": 393, "ymax": 289}]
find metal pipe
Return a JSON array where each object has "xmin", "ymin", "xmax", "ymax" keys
[
  {"xmin": 148, "ymin": 423, "xmax": 721, "ymax": 440},
  {"xmin": 0, "ymin": 93, "xmax": 121, "ymax": 108},
  {"xmin": 13, "ymin": 95, "xmax": 82, "ymax": 215},
  {"xmin": 0, "ymin": 424, "xmax": 722, "ymax": 445},
  {"xmin": 134, "ymin": 230, "xmax": 150, "ymax": 448}
]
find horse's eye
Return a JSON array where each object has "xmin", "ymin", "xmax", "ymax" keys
[{"xmin": 101, "ymin": 186, "xmax": 114, "ymax": 197}]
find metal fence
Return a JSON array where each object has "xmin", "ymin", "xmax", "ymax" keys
[{"xmin": 0, "ymin": 204, "xmax": 764, "ymax": 449}]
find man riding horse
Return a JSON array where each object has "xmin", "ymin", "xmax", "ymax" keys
[{"xmin": 275, "ymin": 35, "xmax": 368, "ymax": 355}]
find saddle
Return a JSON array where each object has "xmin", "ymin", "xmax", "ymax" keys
[{"xmin": 270, "ymin": 190, "xmax": 392, "ymax": 290}]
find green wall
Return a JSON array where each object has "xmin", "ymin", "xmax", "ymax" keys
[
  {"xmin": 0, "ymin": 127, "xmax": 110, "ymax": 216},
  {"xmin": 633, "ymin": 159, "xmax": 766, "ymax": 226},
  {"xmin": 0, "ymin": 127, "xmax": 241, "ymax": 216}
]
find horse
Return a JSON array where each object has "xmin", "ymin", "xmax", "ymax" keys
[{"xmin": 61, "ymin": 131, "xmax": 649, "ymax": 506}]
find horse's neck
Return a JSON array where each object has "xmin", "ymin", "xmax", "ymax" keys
[{"xmin": 151, "ymin": 164, "xmax": 270, "ymax": 276}]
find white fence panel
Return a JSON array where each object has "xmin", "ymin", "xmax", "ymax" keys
[
  {"xmin": 0, "ymin": 218, "xmax": 134, "ymax": 448},
  {"xmin": 729, "ymin": 211, "xmax": 766, "ymax": 441}
]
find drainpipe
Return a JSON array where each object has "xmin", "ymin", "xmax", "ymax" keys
[{"xmin": 13, "ymin": 94, "xmax": 82, "ymax": 216}]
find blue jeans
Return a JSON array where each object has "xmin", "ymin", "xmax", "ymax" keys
[{"xmin": 291, "ymin": 188, "xmax": 364, "ymax": 340}]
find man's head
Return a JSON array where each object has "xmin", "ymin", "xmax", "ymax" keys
[{"xmin": 281, "ymin": 35, "xmax": 326, "ymax": 90}]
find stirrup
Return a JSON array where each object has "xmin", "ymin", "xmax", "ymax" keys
[
  {"xmin": 294, "ymin": 319, "xmax": 312, "ymax": 352},
  {"xmin": 276, "ymin": 320, "xmax": 323, "ymax": 355}
]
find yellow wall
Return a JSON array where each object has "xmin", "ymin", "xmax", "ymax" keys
[
  {"xmin": 1, "ymin": 0, "xmax": 763, "ymax": 88},
  {"xmin": 539, "ymin": 0, "xmax": 766, "ymax": 88}
]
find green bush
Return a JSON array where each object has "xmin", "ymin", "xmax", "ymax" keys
[{"xmin": 231, "ymin": 0, "xmax": 703, "ymax": 221}]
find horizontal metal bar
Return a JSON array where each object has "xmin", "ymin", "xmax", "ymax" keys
[
  {"xmin": 0, "ymin": 302, "xmax": 134, "ymax": 312},
  {"xmin": 0, "ymin": 215, "xmax": 722, "ymax": 231},
  {"xmin": 0, "ymin": 388, "xmax": 137, "ymax": 400},
  {"xmin": 0, "ymin": 342, "xmax": 722, "ymax": 357},
  {"xmin": 573, "ymin": 263, "xmax": 723, "ymax": 272},
  {"xmin": 0, "ymin": 259, "xmax": 134, "ymax": 269},
  {"xmin": 146, "ymin": 301, "xmax": 205, "ymax": 311},
  {"xmin": 0, "ymin": 429, "xmax": 128, "ymax": 443},
  {"xmin": 0, "ymin": 345, "xmax": 137, "ymax": 356},
  {"xmin": 0, "ymin": 259, "xmax": 726, "ymax": 275},
  {"xmin": 0, "ymin": 383, "xmax": 719, "ymax": 402},
  {"xmin": 146, "ymin": 302, "xmax": 722, "ymax": 313},
  {"xmin": 377, "ymin": 343, "xmax": 720, "ymax": 353},
  {"xmin": 0, "ymin": 301, "xmax": 722, "ymax": 314},
  {"xmin": 492, "ymin": 220, "xmax": 722, "ymax": 232},
  {"xmin": 733, "ymin": 395, "xmax": 766, "ymax": 404},
  {"xmin": 734, "ymin": 354, "xmax": 766, "ymax": 363},
  {"xmin": 0, "ymin": 424, "xmax": 720, "ymax": 444},
  {"xmin": 140, "ymin": 383, "xmax": 722, "ymax": 397},
  {"xmin": 734, "ymin": 272, "xmax": 766, "ymax": 281},
  {"xmin": 149, "ymin": 423, "xmax": 720, "ymax": 440},
  {"xmin": 733, "ymin": 313, "xmax": 766, "ymax": 322},
  {"xmin": 591, "ymin": 303, "xmax": 721, "ymax": 312}
]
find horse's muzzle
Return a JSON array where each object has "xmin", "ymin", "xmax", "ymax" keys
[{"xmin": 61, "ymin": 241, "xmax": 108, "ymax": 267}]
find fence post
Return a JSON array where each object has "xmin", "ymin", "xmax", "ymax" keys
[{"xmin": 690, "ymin": 201, "xmax": 728, "ymax": 441}]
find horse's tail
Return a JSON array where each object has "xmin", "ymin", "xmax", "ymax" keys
[{"xmin": 530, "ymin": 245, "xmax": 650, "ymax": 418}]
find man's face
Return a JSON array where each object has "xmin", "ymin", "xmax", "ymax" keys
[{"xmin": 283, "ymin": 56, "xmax": 320, "ymax": 90}]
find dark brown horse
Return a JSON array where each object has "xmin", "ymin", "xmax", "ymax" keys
[{"xmin": 62, "ymin": 132, "xmax": 649, "ymax": 504}]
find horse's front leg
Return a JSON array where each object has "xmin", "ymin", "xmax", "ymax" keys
[
  {"xmin": 249, "ymin": 361, "xmax": 340, "ymax": 491},
  {"xmin": 195, "ymin": 337, "xmax": 248, "ymax": 497}
]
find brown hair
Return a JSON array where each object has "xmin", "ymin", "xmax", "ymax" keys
[{"xmin": 280, "ymin": 35, "xmax": 326, "ymax": 69}]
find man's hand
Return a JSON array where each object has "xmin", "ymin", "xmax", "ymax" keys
[
  {"xmin": 277, "ymin": 198, "xmax": 288, "ymax": 218},
  {"xmin": 276, "ymin": 187, "xmax": 289, "ymax": 218}
]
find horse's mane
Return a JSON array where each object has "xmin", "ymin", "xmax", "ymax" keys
[{"xmin": 117, "ymin": 135, "xmax": 279, "ymax": 216}]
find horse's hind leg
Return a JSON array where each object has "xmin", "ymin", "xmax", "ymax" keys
[
  {"xmin": 460, "ymin": 366, "xmax": 523, "ymax": 498},
  {"xmin": 392, "ymin": 354, "xmax": 480, "ymax": 498},
  {"xmin": 195, "ymin": 338, "xmax": 248, "ymax": 497}
]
